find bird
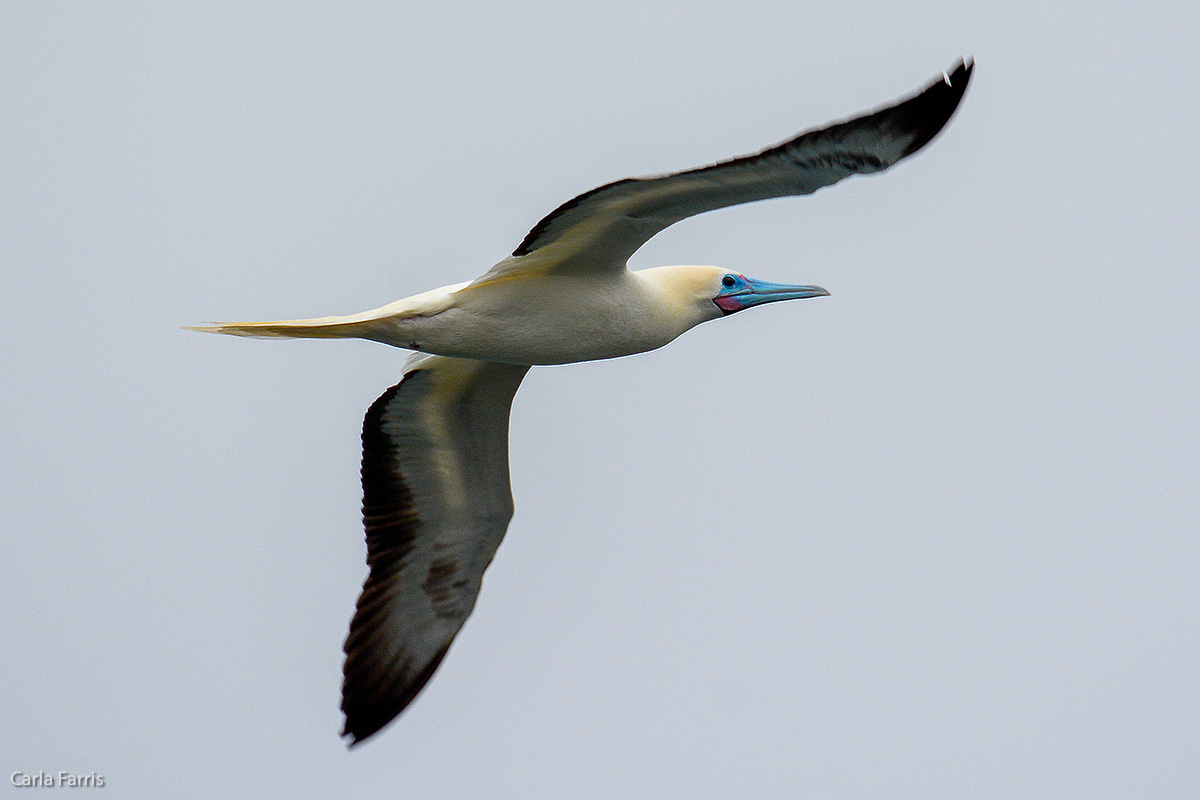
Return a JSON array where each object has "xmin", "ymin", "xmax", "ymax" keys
[{"xmin": 190, "ymin": 59, "xmax": 973, "ymax": 745}]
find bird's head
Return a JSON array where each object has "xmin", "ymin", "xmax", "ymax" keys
[
  {"xmin": 642, "ymin": 265, "xmax": 829, "ymax": 329},
  {"xmin": 709, "ymin": 270, "xmax": 830, "ymax": 315}
]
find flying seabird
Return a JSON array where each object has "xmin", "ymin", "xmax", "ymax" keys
[{"xmin": 191, "ymin": 59, "xmax": 973, "ymax": 745}]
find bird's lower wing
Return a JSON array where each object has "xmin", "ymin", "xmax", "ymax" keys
[
  {"xmin": 474, "ymin": 59, "xmax": 972, "ymax": 282},
  {"xmin": 342, "ymin": 353, "xmax": 529, "ymax": 745}
]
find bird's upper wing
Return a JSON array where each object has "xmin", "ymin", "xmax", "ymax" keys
[
  {"xmin": 341, "ymin": 353, "xmax": 529, "ymax": 745},
  {"xmin": 474, "ymin": 59, "xmax": 972, "ymax": 283}
]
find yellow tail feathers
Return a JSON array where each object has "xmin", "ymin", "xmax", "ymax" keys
[{"xmin": 183, "ymin": 316, "xmax": 376, "ymax": 340}]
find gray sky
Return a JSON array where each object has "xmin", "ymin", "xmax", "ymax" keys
[{"xmin": 3, "ymin": 2, "xmax": 1198, "ymax": 797}]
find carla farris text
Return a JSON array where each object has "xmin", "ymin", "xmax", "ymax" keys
[{"xmin": 11, "ymin": 772, "xmax": 105, "ymax": 788}]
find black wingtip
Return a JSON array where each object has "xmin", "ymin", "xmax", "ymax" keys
[
  {"xmin": 896, "ymin": 57, "xmax": 975, "ymax": 159},
  {"xmin": 340, "ymin": 642, "xmax": 454, "ymax": 748}
]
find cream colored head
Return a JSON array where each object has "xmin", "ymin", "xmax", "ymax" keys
[{"xmin": 638, "ymin": 264, "xmax": 830, "ymax": 331}]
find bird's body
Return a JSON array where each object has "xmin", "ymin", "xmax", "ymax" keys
[
  {"xmin": 424, "ymin": 266, "xmax": 710, "ymax": 364},
  {"xmin": 210, "ymin": 265, "xmax": 725, "ymax": 364},
  {"xmin": 191, "ymin": 60, "xmax": 973, "ymax": 745}
]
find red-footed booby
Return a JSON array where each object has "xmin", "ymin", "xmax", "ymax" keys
[{"xmin": 190, "ymin": 59, "xmax": 973, "ymax": 745}]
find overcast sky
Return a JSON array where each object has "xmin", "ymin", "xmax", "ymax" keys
[{"xmin": 3, "ymin": 2, "xmax": 1198, "ymax": 797}]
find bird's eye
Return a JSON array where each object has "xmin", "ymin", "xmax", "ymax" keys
[{"xmin": 722, "ymin": 275, "xmax": 737, "ymax": 288}]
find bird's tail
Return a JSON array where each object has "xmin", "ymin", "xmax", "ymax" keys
[
  {"xmin": 185, "ymin": 283, "xmax": 467, "ymax": 342},
  {"xmin": 183, "ymin": 313, "xmax": 384, "ymax": 340}
]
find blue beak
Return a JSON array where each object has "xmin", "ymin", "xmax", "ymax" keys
[{"xmin": 714, "ymin": 277, "xmax": 830, "ymax": 315}]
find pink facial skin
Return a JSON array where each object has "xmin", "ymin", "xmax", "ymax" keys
[{"xmin": 713, "ymin": 295, "xmax": 747, "ymax": 313}]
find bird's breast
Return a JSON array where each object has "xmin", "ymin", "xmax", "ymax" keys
[{"xmin": 399, "ymin": 273, "xmax": 684, "ymax": 365}]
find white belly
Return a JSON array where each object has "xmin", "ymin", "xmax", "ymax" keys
[{"xmin": 368, "ymin": 272, "xmax": 685, "ymax": 365}]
